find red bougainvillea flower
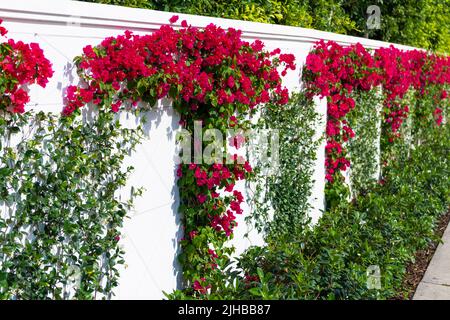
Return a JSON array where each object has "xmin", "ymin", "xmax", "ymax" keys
[
  {"xmin": 197, "ymin": 194, "xmax": 207, "ymax": 204},
  {"xmin": 64, "ymin": 19, "xmax": 296, "ymax": 294},
  {"xmin": 0, "ymin": 19, "xmax": 7, "ymax": 36},
  {"xmin": 169, "ymin": 15, "xmax": 179, "ymax": 24},
  {"xmin": 62, "ymin": 21, "xmax": 294, "ymax": 119},
  {"xmin": 303, "ymin": 40, "xmax": 450, "ymax": 184},
  {"xmin": 244, "ymin": 273, "xmax": 260, "ymax": 284},
  {"xmin": 0, "ymin": 21, "xmax": 53, "ymax": 114},
  {"xmin": 208, "ymin": 249, "xmax": 219, "ymax": 269},
  {"xmin": 188, "ymin": 230, "xmax": 198, "ymax": 240},
  {"xmin": 193, "ymin": 278, "xmax": 211, "ymax": 294}
]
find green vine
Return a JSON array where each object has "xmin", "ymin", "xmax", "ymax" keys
[
  {"xmin": 0, "ymin": 111, "xmax": 143, "ymax": 299},
  {"xmin": 235, "ymin": 95, "xmax": 449, "ymax": 299},
  {"xmin": 347, "ymin": 88, "xmax": 384, "ymax": 196},
  {"xmin": 250, "ymin": 92, "xmax": 320, "ymax": 240}
]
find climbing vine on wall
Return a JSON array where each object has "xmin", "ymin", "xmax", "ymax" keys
[
  {"xmin": 0, "ymin": 19, "xmax": 143, "ymax": 299},
  {"xmin": 1, "ymin": 12, "xmax": 449, "ymax": 301},
  {"xmin": 347, "ymin": 88, "xmax": 383, "ymax": 195},
  {"xmin": 0, "ymin": 112, "xmax": 143, "ymax": 299},
  {"xmin": 249, "ymin": 92, "xmax": 320, "ymax": 240},
  {"xmin": 62, "ymin": 16, "xmax": 295, "ymax": 297},
  {"xmin": 303, "ymin": 40, "xmax": 450, "ymax": 193}
]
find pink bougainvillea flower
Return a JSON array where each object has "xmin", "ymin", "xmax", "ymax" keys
[
  {"xmin": 197, "ymin": 194, "xmax": 207, "ymax": 204},
  {"xmin": 111, "ymin": 101, "xmax": 121, "ymax": 113},
  {"xmin": 189, "ymin": 230, "xmax": 198, "ymax": 239},
  {"xmin": 169, "ymin": 15, "xmax": 179, "ymax": 24},
  {"xmin": 1, "ymin": 22, "xmax": 53, "ymax": 114},
  {"xmin": 193, "ymin": 278, "xmax": 211, "ymax": 294},
  {"xmin": 0, "ymin": 19, "xmax": 7, "ymax": 36}
]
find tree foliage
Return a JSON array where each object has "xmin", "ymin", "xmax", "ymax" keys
[
  {"xmin": 81, "ymin": 0, "xmax": 450, "ymax": 53},
  {"xmin": 342, "ymin": 0, "xmax": 450, "ymax": 53}
]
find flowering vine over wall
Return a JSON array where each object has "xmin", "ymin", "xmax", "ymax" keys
[
  {"xmin": 64, "ymin": 16, "xmax": 295, "ymax": 296},
  {"xmin": 1, "ymin": 15, "xmax": 449, "ymax": 300},
  {"xmin": 303, "ymin": 40, "xmax": 449, "ymax": 183}
]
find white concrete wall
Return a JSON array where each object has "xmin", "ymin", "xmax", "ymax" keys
[{"xmin": 0, "ymin": 0, "xmax": 416, "ymax": 299}]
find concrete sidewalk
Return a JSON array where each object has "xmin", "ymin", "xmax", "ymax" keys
[{"xmin": 413, "ymin": 222, "xmax": 450, "ymax": 300}]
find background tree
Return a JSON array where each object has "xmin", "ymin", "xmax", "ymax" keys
[
  {"xmin": 342, "ymin": 0, "xmax": 450, "ymax": 53},
  {"xmin": 80, "ymin": 0, "xmax": 449, "ymax": 53}
]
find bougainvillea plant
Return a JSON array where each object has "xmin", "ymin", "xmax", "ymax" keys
[
  {"xmin": 303, "ymin": 40, "xmax": 449, "ymax": 184},
  {"xmin": 64, "ymin": 16, "xmax": 295, "ymax": 296},
  {"xmin": 0, "ymin": 19, "xmax": 53, "ymax": 114},
  {"xmin": 302, "ymin": 40, "xmax": 381, "ymax": 183}
]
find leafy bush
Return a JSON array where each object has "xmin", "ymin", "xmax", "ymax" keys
[
  {"xmin": 82, "ymin": 0, "xmax": 450, "ymax": 53},
  {"xmin": 81, "ymin": 0, "xmax": 356, "ymax": 34}
]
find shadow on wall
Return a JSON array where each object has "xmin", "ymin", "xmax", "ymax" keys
[
  {"xmin": 129, "ymin": 98, "xmax": 184, "ymax": 295},
  {"xmin": 76, "ymin": 94, "xmax": 184, "ymax": 296}
]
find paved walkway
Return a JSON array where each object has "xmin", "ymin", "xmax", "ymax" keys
[{"xmin": 414, "ymin": 222, "xmax": 450, "ymax": 300}]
